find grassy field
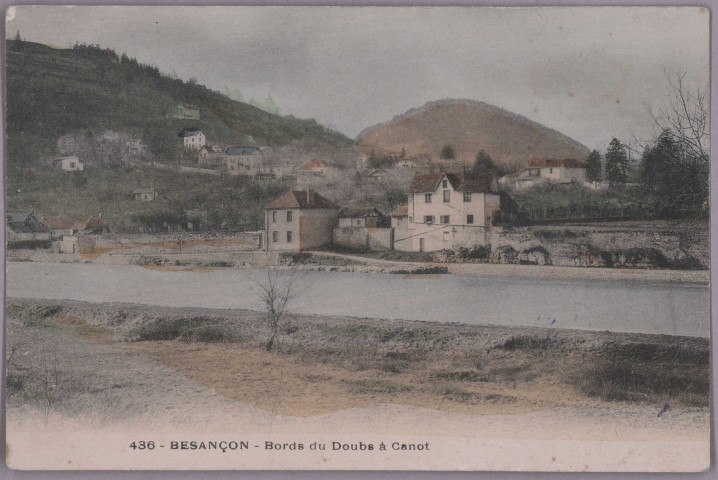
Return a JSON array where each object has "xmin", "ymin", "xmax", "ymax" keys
[
  {"xmin": 6, "ymin": 166, "xmax": 293, "ymax": 231},
  {"xmin": 6, "ymin": 299, "xmax": 710, "ymax": 420}
]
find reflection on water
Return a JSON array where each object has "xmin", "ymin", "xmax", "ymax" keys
[{"xmin": 7, "ymin": 262, "xmax": 710, "ymax": 337}]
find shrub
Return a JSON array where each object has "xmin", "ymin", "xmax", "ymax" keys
[
  {"xmin": 7, "ymin": 239, "xmax": 52, "ymax": 250},
  {"xmin": 457, "ymin": 245, "xmax": 491, "ymax": 260},
  {"xmin": 177, "ymin": 325, "xmax": 241, "ymax": 343},
  {"xmin": 126, "ymin": 316, "xmax": 234, "ymax": 342},
  {"xmin": 497, "ymin": 335, "xmax": 557, "ymax": 351}
]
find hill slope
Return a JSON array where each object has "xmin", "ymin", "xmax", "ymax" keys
[
  {"xmin": 6, "ymin": 40, "xmax": 353, "ymax": 167},
  {"xmin": 357, "ymin": 99, "xmax": 590, "ymax": 171}
]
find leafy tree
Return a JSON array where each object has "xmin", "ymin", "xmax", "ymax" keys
[
  {"xmin": 585, "ymin": 150, "xmax": 602, "ymax": 182},
  {"xmin": 472, "ymin": 150, "xmax": 500, "ymax": 176},
  {"xmin": 605, "ymin": 138, "xmax": 628, "ymax": 184},
  {"xmin": 440, "ymin": 144, "xmax": 456, "ymax": 160}
]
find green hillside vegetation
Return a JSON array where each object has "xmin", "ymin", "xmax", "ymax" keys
[
  {"xmin": 6, "ymin": 166, "xmax": 293, "ymax": 232},
  {"xmin": 6, "ymin": 39, "xmax": 353, "ymax": 167}
]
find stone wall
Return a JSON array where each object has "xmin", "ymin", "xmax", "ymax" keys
[
  {"xmin": 488, "ymin": 222, "xmax": 709, "ymax": 268},
  {"xmin": 333, "ymin": 226, "xmax": 393, "ymax": 251}
]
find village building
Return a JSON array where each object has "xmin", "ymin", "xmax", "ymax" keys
[
  {"xmin": 499, "ymin": 158, "xmax": 587, "ymax": 191},
  {"xmin": 179, "ymin": 129, "xmax": 206, "ymax": 151},
  {"xmin": 334, "ymin": 207, "xmax": 392, "ymax": 251},
  {"xmin": 6, "ymin": 212, "xmax": 51, "ymax": 241},
  {"xmin": 390, "ymin": 204, "xmax": 412, "ymax": 251},
  {"xmin": 364, "ymin": 168, "xmax": 390, "ymax": 182},
  {"xmin": 133, "ymin": 188, "xmax": 158, "ymax": 202},
  {"xmin": 297, "ymin": 158, "xmax": 332, "ymax": 176},
  {"xmin": 401, "ymin": 172, "xmax": 500, "ymax": 252},
  {"xmin": 338, "ymin": 206, "xmax": 385, "ymax": 228},
  {"xmin": 197, "ymin": 145, "xmax": 227, "ymax": 167},
  {"xmin": 43, "ymin": 215, "xmax": 110, "ymax": 238},
  {"xmin": 125, "ymin": 139, "xmax": 149, "ymax": 157},
  {"xmin": 56, "ymin": 155, "xmax": 84, "ymax": 171},
  {"xmin": 169, "ymin": 104, "xmax": 201, "ymax": 120},
  {"xmin": 264, "ymin": 190, "xmax": 339, "ymax": 252},
  {"xmin": 226, "ymin": 146, "xmax": 263, "ymax": 175}
]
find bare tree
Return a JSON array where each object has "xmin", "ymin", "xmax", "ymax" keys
[
  {"xmin": 254, "ymin": 269, "xmax": 300, "ymax": 352},
  {"xmin": 649, "ymin": 70, "xmax": 709, "ymax": 163}
]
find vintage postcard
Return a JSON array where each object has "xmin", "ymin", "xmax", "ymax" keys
[{"xmin": 3, "ymin": 5, "xmax": 711, "ymax": 471}]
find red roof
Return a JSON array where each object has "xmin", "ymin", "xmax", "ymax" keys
[
  {"xmin": 528, "ymin": 158, "xmax": 586, "ymax": 168},
  {"xmin": 297, "ymin": 158, "xmax": 329, "ymax": 170},
  {"xmin": 409, "ymin": 172, "xmax": 495, "ymax": 193},
  {"xmin": 392, "ymin": 204, "xmax": 408, "ymax": 217},
  {"xmin": 43, "ymin": 215, "xmax": 108, "ymax": 230},
  {"xmin": 265, "ymin": 190, "xmax": 339, "ymax": 210}
]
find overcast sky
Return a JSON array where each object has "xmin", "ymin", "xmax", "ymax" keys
[{"xmin": 6, "ymin": 5, "xmax": 710, "ymax": 150}]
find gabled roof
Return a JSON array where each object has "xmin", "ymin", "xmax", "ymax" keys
[
  {"xmin": 6, "ymin": 212, "xmax": 51, "ymax": 234},
  {"xmin": 392, "ymin": 204, "xmax": 409, "ymax": 217},
  {"xmin": 225, "ymin": 146, "xmax": 260, "ymax": 156},
  {"xmin": 528, "ymin": 158, "xmax": 586, "ymax": 168},
  {"xmin": 43, "ymin": 215, "xmax": 108, "ymax": 231},
  {"xmin": 298, "ymin": 158, "xmax": 329, "ymax": 170},
  {"xmin": 339, "ymin": 206, "xmax": 384, "ymax": 218},
  {"xmin": 178, "ymin": 128, "xmax": 203, "ymax": 138},
  {"xmin": 365, "ymin": 168, "xmax": 388, "ymax": 177},
  {"xmin": 180, "ymin": 103, "xmax": 199, "ymax": 110},
  {"xmin": 409, "ymin": 172, "xmax": 495, "ymax": 193},
  {"xmin": 266, "ymin": 190, "xmax": 339, "ymax": 210}
]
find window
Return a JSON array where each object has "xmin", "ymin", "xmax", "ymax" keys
[
  {"xmin": 467, "ymin": 214, "xmax": 474, "ymax": 224},
  {"xmin": 440, "ymin": 215, "xmax": 450, "ymax": 224},
  {"xmin": 463, "ymin": 192, "xmax": 472, "ymax": 202},
  {"xmin": 272, "ymin": 211, "xmax": 277, "ymax": 223},
  {"xmin": 443, "ymin": 190, "xmax": 450, "ymax": 203},
  {"xmin": 272, "ymin": 231, "xmax": 278, "ymax": 243},
  {"xmin": 287, "ymin": 231, "xmax": 293, "ymax": 242},
  {"xmin": 287, "ymin": 211, "xmax": 293, "ymax": 222},
  {"xmin": 356, "ymin": 219, "xmax": 362, "ymax": 226},
  {"xmin": 549, "ymin": 167, "xmax": 553, "ymax": 174},
  {"xmin": 424, "ymin": 215, "xmax": 434, "ymax": 224},
  {"xmin": 442, "ymin": 179, "xmax": 448, "ymax": 188},
  {"xmin": 425, "ymin": 193, "xmax": 432, "ymax": 203}
]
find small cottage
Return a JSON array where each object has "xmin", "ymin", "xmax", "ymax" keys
[
  {"xmin": 179, "ymin": 129, "xmax": 206, "ymax": 151},
  {"xmin": 338, "ymin": 206, "xmax": 385, "ymax": 228},
  {"xmin": 56, "ymin": 155, "xmax": 84, "ymax": 171},
  {"xmin": 6, "ymin": 212, "xmax": 51, "ymax": 241},
  {"xmin": 133, "ymin": 188, "xmax": 158, "ymax": 202}
]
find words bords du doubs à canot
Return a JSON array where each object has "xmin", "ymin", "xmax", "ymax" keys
[{"xmin": 130, "ymin": 440, "xmax": 430, "ymax": 453}]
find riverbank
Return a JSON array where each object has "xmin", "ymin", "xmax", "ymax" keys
[{"xmin": 5, "ymin": 298, "xmax": 710, "ymax": 471}]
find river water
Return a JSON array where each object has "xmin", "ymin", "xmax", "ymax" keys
[{"xmin": 6, "ymin": 262, "xmax": 710, "ymax": 338}]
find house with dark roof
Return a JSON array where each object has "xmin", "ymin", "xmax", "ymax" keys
[
  {"xmin": 264, "ymin": 190, "xmax": 340, "ymax": 252},
  {"xmin": 178, "ymin": 129, "xmax": 205, "ymax": 151},
  {"xmin": 6, "ymin": 212, "xmax": 51, "ymax": 241},
  {"xmin": 401, "ymin": 171, "xmax": 500, "ymax": 252},
  {"xmin": 499, "ymin": 158, "xmax": 587, "ymax": 191}
]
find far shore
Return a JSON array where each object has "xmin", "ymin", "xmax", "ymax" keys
[{"xmin": 6, "ymin": 250, "xmax": 710, "ymax": 284}]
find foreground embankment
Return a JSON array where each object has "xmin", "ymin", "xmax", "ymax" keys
[{"xmin": 6, "ymin": 298, "xmax": 710, "ymax": 471}]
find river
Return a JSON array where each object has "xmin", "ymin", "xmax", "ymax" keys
[{"xmin": 6, "ymin": 262, "xmax": 710, "ymax": 337}]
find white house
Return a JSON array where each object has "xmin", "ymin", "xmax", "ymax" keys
[
  {"xmin": 265, "ymin": 190, "xmax": 339, "ymax": 252},
  {"xmin": 402, "ymin": 172, "xmax": 500, "ymax": 252},
  {"xmin": 56, "ymin": 155, "xmax": 84, "ymax": 171},
  {"xmin": 180, "ymin": 130, "xmax": 206, "ymax": 151},
  {"xmin": 499, "ymin": 158, "xmax": 587, "ymax": 191}
]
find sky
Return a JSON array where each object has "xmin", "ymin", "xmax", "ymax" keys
[{"xmin": 6, "ymin": 5, "xmax": 710, "ymax": 150}]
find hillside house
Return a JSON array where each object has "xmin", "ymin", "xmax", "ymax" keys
[
  {"xmin": 197, "ymin": 145, "xmax": 227, "ymax": 166},
  {"xmin": 6, "ymin": 212, "xmax": 51, "ymax": 241},
  {"xmin": 56, "ymin": 155, "xmax": 84, "ymax": 171},
  {"xmin": 364, "ymin": 168, "xmax": 389, "ymax": 182},
  {"xmin": 265, "ymin": 190, "xmax": 339, "ymax": 252},
  {"xmin": 402, "ymin": 172, "xmax": 500, "ymax": 252},
  {"xmin": 134, "ymin": 188, "xmax": 158, "ymax": 202},
  {"xmin": 170, "ymin": 104, "xmax": 201, "ymax": 120},
  {"xmin": 297, "ymin": 158, "xmax": 332, "ymax": 176},
  {"xmin": 179, "ymin": 129, "xmax": 206, "ymax": 151},
  {"xmin": 499, "ymin": 158, "xmax": 587, "ymax": 191}
]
